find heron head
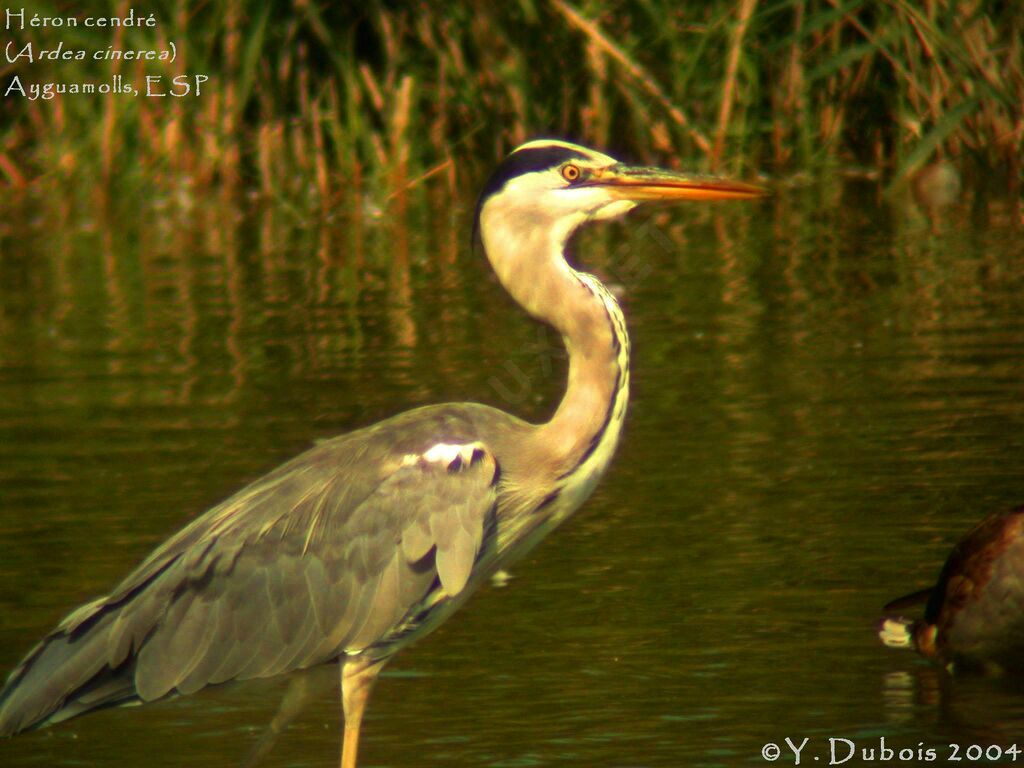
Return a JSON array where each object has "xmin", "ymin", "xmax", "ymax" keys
[{"xmin": 474, "ymin": 139, "xmax": 766, "ymax": 248}]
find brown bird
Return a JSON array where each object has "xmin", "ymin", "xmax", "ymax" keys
[
  {"xmin": 0, "ymin": 140, "xmax": 765, "ymax": 767},
  {"xmin": 880, "ymin": 506, "xmax": 1024, "ymax": 675}
]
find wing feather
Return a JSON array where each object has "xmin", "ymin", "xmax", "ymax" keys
[
  {"xmin": 176, "ymin": 599, "xmax": 229, "ymax": 694},
  {"xmin": 0, "ymin": 407, "xmax": 504, "ymax": 736},
  {"xmin": 401, "ymin": 518, "xmax": 434, "ymax": 562},
  {"xmin": 168, "ymin": 599, "xmax": 219, "ymax": 696},
  {"xmin": 135, "ymin": 593, "xmax": 193, "ymax": 701},
  {"xmin": 337, "ymin": 571, "xmax": 384, "ymax": 652}
]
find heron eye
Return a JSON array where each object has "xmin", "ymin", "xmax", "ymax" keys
[{"xmin": 561, "ymin": 164, "xmax": 582, "ymax": 182}]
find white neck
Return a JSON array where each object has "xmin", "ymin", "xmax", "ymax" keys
[{"xmin": 479, "ymin": 203, "xmax": 630, "ymax": 483}]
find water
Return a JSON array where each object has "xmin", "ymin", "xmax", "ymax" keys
[{"xmin": 0, "ymin": 181, "xmax": 1022, "ymax": 767}]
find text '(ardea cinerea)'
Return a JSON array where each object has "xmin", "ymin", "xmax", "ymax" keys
[{"xmin": 0, "ymin": 140, "xmax": 766, "ymax": 767}]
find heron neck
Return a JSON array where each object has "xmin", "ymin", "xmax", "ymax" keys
[
  {"xmin": 543, "ymin": 270, "xmax": 629, "ymax": 478},
  {"xmin": 481, "ymin": 212, "xmax": 629, "ymax": 476}
]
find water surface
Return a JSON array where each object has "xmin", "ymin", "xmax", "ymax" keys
[{"xmin": 1, "ymin": 181, "xmax": 1022, "ymax": 766}]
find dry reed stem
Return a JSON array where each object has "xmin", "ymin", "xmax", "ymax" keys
[
  {"xmin": 101, "ymin": 0, "xmax": 130, "ymax": 180},
  {"xmin": 585, "ymin": 40, "xmax": 610, "ymax": 148},
  {"xmin": 0, "ymin": 153, "xmax": 27, "ymax": 188},
  {"xmin": 387, "ymin": 74, "xmax": 414, "ymax": 217},
  {"xmin": 549, "ymin": 0, "xmax": 712, "ymax": 157},
  {"xmin": 383, "ymin": 158, "xmax": 454, "ymax": 202},
  {"xmin": 312, "ymin": 100, "xmax": 330, "ymax": 209},
  {"xmin": 359, "ymin": 64, "xmax": 386, "ymax": 113},
  {"xmin": 168, "ymin": 4, "xmax": 187, "ymax": 174},
  {"xmin": 773, "ymin": 0, "xmax": 806, "ymax": 165},
  {"xmin": 712, "ymin": 0, "xmax": 758, "ymax": 170},
  {"xmin": 257, "ymin": 123, "xmax": 274, "ymax": 199},
  {"xmin": 223, "ymin": 0, "xmax": 241, "ymax": 190}
]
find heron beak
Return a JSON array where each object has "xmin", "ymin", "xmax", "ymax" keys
[{"xmin": 590, "ymin": 164, "xmax": 768, "ymax": 202}]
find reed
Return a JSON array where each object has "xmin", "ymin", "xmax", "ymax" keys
[{"xmin": 0, "ymin": 1, "xmax": 1019, "ymax": 204}]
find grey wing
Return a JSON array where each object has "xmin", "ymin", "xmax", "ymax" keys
[{"xmin": 0, "ymin": 437, "xmax": 499, "ymax": 735}]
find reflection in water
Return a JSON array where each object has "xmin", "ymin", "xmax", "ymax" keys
[
  {"xmin": 0, "ymin": 181, "xmax": 1022, "ymax": 767},
  {"xmin": 883, "ymin": 667, "xmax": 1024, "ymax": 748},
  {"xmin": 240, "ymin": 665, "xmax": 338, "ymax": 768}
]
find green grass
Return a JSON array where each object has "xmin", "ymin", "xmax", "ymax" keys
[{"xmin": 1, "ymin": 1, "xmax": 1020, "ymax": 204}]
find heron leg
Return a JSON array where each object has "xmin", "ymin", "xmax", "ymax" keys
[{"xmin": 340, "ymin": 655, "xmax": 386, "ymax": 768}]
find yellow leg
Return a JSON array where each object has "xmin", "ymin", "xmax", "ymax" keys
[{"xmin": 340, "ymin": 656, "xmax": 386, "ymax": 768}]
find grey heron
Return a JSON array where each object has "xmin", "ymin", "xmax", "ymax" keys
[{"xmin": 0, "ymin": 139, "xmax": 765, "ymax": 767}]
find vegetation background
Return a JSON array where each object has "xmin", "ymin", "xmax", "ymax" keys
[{"xmin": 1, "ymin": 0, "xmax": 1021, "ymax": 207}]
